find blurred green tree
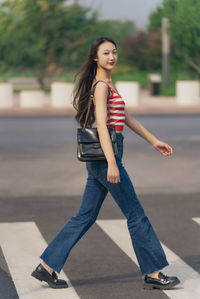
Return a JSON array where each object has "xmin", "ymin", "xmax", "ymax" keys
[
  {"xmin": 121, "ymin": 29, "xmax": 162, "ymax": 70},
  {"xmin": 148, "ymin": 0, "xmax": 200, "ymax": 74},
  {"xmin": 0, "ymin": 0, "xmax": 97, "ymax": 87},
  {"xmin": 0, "ymin": 0, "xmax": 135, "ymax": 88},
  {"xmin": 148, "ymin": 5, "xmax": 164, "ymax": 31}
]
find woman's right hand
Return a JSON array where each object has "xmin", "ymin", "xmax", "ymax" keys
[{"xmin": 107, "ymin": 162, "xmax": 120, "ymax": 184}]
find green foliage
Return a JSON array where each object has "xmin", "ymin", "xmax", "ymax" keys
[
  {"xmin": 112, "ymin": 69, "xmax": 150, "ymax": 89},
  {"xmin": 120, "ymin": 29, "xmax": 162, "ymax": 70},
  {"xmin": 0, "ymin": 0, "xmax": 135, "ymax": 87},
  {"xmin": 0, "ymin": 0, "xmax": 98, "ymax": 86},
  {"xmin": 113, "ymin": 67, "xmax": 199, "ymax": 96},
  {"xmin": 148, "ymin": 5, "xmax": 164, "ymax": 30},
  {"xmin": 164, "ymin": 0, "xmax": 200, "ymax": 69},
  {"xmin": 147, "ymin": 0, "xmax": 200, "ymax": 73},
  {"xmin": 1, "ymin": 0, "xmax": 199, "ymax": 89}
]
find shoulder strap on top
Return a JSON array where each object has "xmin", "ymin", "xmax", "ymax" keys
[{"xmin": 91, "ymin": 80, "xmax": 110, "ymax": 97}]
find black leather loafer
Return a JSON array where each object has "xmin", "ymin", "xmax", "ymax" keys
[
  {"xmin": 31, "ymin": 263, "xmax": 68, "ymax": 289},
  {"xmin": 143, "ymin": 272, "xmax": 180, "ymax": 290}
]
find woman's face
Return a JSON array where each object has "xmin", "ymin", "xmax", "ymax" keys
[{"xmin": 95, "ymin": 41, "xmax": 117, "ymax": 71}]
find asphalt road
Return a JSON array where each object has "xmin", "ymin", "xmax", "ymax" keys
[{"xmin": 0, "ymin": 114, "xmax": 200, "ymax": 299}]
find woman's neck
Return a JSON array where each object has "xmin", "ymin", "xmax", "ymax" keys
[{"xmin": 95, "ymin": 69, "xmax": 112, "ymax": 83}]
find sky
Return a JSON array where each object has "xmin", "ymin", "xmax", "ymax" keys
[{"xmin": 79, "ymin": 0, "xmax": 163, "ymax": 29}]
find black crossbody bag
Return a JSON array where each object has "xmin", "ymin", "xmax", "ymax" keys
[{"xmin": 77, "ymin": 81, "xmax": 118, "ymax": 162}]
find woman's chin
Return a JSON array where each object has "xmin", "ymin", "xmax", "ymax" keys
[{"xmin": 102, "ymin": 65, "xmax": 115, "ymax": 71}]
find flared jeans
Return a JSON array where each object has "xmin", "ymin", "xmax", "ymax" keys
[{"xmin": 40, "ymin": 132, "xmax": 169, "ymax": 275}]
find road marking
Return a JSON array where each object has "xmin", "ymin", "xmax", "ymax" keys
[
  {"xmin": 97, "ymin": 219, "xmax": 200, "ymax": 299},
  {"xmin": 0, "ymin": 222, "xmax": 80, "ymax": 299},
  {"xmin": 192, "ymin": 217, "xmax": 200, "ymax": 225}
]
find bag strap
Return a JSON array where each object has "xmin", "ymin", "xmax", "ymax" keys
[{"xmin": 83, "ymin": 80, "xmax": 110, "ymax": 130}]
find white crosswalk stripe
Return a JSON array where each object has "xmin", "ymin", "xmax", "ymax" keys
[
  {"xmin": 1, "ymin": 219, "xmax": 200, "ymax": 298},
  {"xmin": 0, "ymin": 222, "xmax": 80, "ymax": 299},
  {"xmin": 192, "ymin": 217, "xmax": 200, "ymax": 225},
  {"xmin": 96, "ymin": 219, "xmax": 200, "ymax": 299}
]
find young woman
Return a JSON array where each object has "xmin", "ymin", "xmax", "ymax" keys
[{"xmin": 32, "ymin": 37, "xmax": 180, "ymax": 290}]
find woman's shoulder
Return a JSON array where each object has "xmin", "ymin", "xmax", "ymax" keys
[
  {"xmin": 92, "ymin": 80, "xmax": 109, "ymax": 90},
  {"xmin": 92, "ymin": 80, "xmax": 110, "ymax": 96},
  {"xmin": 91, "ymin": 81, "xmax": 111, "ymax": 106}
]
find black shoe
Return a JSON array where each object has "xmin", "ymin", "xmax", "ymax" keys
[
  {"xmin": 143, "ymin": 272, "xmax": 180, "ymax": 290},
  {"xmin": 31, "ymin": 263, "xmax": 68, "ymax": 289}
]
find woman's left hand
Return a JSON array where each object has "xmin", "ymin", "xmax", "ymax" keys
[{"xmin": 152, "ymin": 140, "xmax": 173, "ymax": 156}]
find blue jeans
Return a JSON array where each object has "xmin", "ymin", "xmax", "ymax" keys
[{"xmin": 40, "ymin": 133, "xmax": 169, "ymax": 275}]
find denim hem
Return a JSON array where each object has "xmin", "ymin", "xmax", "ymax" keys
[
  {"xmin": 40, "ymin": 256, "xmax": 62, "ymax": 274},
  {"xmin": 141, "ymin": 260, "xmax": 169, "ymax": 276}
]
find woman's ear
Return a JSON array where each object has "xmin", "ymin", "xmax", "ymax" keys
[{"xmin": 94, "ymin": 57, "xmax": 98, "ymax": 62}]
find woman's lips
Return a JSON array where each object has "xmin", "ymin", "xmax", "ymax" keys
[{"xmin": 108, "ymin": 62, "xmax": 115, "ymax": 65}]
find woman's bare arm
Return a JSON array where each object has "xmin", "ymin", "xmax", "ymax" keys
[
  {"xmin": 94, "ymin": 82, "xmax": 116, "ymax": 163},
  {"xmin": 124, "ymin": 108, "xmax": 173, "ymax": 156},
  {"xmin": 94, "ymin": 82, "xmax": 120, "ymax": 183},
  {"xmin": 125, "ymin": 107, "xmax": 158, "ymax": 145}
]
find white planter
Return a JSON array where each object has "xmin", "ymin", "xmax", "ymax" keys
[
  {"xmin": 116, "ymin": 81, "xmax": 140, "ymax": 107},
  {"xmin": 0, "ymin": 83, "xmax": 14, "ymax": 108},
  {"xmin": 51, "ymin": 82, "xmax": 74, "ymax": 108},
  {"xmin": 176, "ymin": 81, "xmax": 200, "ymax": 105},
  {"xmin": 19, "ymin": 91, "xmax": 45, "ymax": 108}
]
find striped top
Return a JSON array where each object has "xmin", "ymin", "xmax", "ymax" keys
[{"xmin": 93, "ymin": 83, "xmax": 126, "ymax": 132}]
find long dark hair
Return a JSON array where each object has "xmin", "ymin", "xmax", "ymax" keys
[{"xmin": 73, "ymin": 37, "xmax": 117, "ymax": 128}]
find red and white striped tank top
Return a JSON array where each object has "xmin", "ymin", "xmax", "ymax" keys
[{"xmin": 93, "ymin": 82, "xmax": 126, "ymax": 132}]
